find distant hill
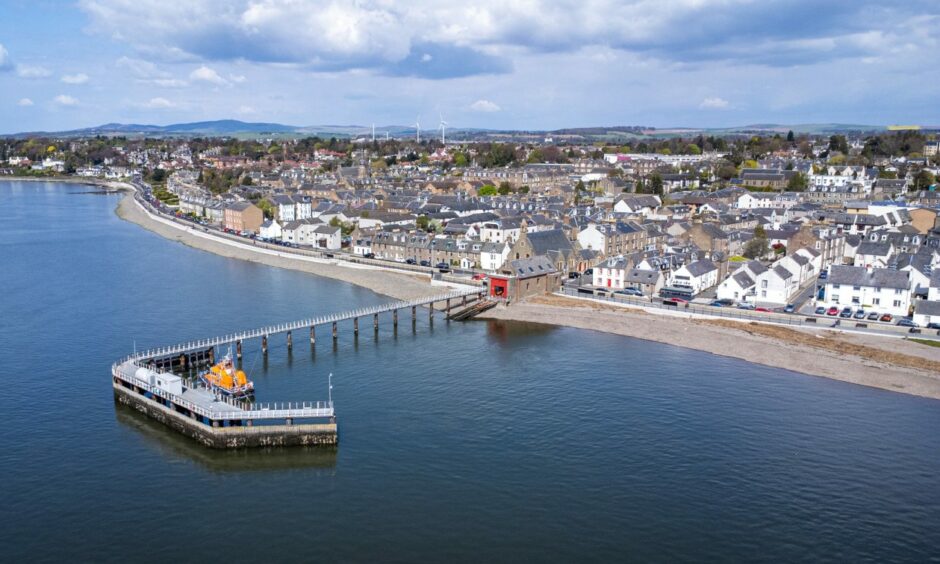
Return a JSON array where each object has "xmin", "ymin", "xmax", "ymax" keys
[{"xmin": 4, "ymin": 119, "xmax": 893, "ymax": 140}]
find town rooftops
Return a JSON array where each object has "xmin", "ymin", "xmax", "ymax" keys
[
  {"xmin": 827, "ymin": 265, "xmax": 911, "ymax": 290},
  {"xmin": 510, "ymin": 256, "xmax": 557, "ymax": 279}
]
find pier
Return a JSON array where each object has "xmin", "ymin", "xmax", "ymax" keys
[{"xmin": 112, "ymin": 288, "xmax": 486, "ymax": 448}]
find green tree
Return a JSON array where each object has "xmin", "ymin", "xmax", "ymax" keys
[
  {"xmin": 787, "ymin": 172, "xmax": 807, "ymax": 191},
  {"xmin": 828, "ymin": 134, "xmax": 849, "ymax": 155},
  {"xmin": 518, "ymin": 185, "xmax": 530, "ymax": 194},
  {"xmin": 453, "ymin": 152, "xmax": 468, "ymax": 167},
  {"xmin": 498, "ymin": 181, "xmax": 513, "ymax": 195},
  {"xmin": 743, "ymin": 237, "xmax": 769, "ymax": 259},
  {"xmin": 686, "ymin": 143, "xmax": 701, "ymax": 155},
  {"xmin": 786, "ymin": 130, "xmax": 795, "ymax": 143},
  {"xmin": 416, "ymin": 215, "xmax": 430, "ymax": 231},
  {"xmin": 913, "ymin": 170, "xmax": 936, "ymax": 191},
  {"xmin": 754, "ymin": 225, "xmax": 767, "ymax": 239},
  {"xmin": 649, "ymin": 173, "xmax": 664, "ymax": 195},
  {"xmin": 478, "ymin": 184, "xmax": 498, "ymax": 196}
]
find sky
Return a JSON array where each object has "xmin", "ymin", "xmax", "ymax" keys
[{"xmin": 1, "ymin": 0, "xmax": 939, "ymax": 133}]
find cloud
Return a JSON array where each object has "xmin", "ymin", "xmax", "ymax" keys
[
  {"xmin": 116, "ymin": 56, "xmax": 187, "ymax": 86},
  {"xmin": 236, "ymin": 105, "xmax": 255, "ymax": 115},
  {"xmin": 17, "ymin": 64, "xmax": 52, "ymax": 79},
  {"xmin": 78, "ymin": 0, "xmax": 940, "ymax": 76},
  {"xmin": 53, "ymin": 94, "xmax": 79, "ymax": 107},
  {"xmin": 61, "ymin": 73, "xmax": 90, "ymax": 84},
  {"xmin": 189, "ymin": 65, "xmax": 227, "ymax": 85},
  {"xmin": 0, "ymin": 44, "xmax": 12, "ymax": 71},
  {"xmin": 17, "ymin": 98, "xmax": 34, "ymax": 106},
  {"xmin": 142, "ymin": 97, "xmax": 175, "ymax": 109},
  {"xmin": 229, "ymin": 73, "xmax": 246, "ymax": 83},
  {"xmin": 469, "ymin": 99, "xmax": 501, "ymax": 112},
  {"xmin": 699, "ymin": 96, "xmax": 730, "ymax": 109}
]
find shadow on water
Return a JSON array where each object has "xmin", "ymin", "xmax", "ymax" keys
[
  {"xmin": 114, "ymin": 403, "xmax": 337, "ymax": 474},
  {"xmin": 483, "ymin": 318, "xmax": 558, "ymax": 342}
]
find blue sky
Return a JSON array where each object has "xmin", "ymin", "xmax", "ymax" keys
[{"xmin": 1, "ymin": 0, "xmax": 939, "ymax": 133}]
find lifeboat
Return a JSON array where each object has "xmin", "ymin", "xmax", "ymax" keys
[{"xmin": 199, "ymin": 353, "xmax": 254, "ymax": 398}]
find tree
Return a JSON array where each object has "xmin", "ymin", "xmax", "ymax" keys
[
  {"xmin": 686, "ymin": 143, "xmax": 701, "ymax": 155},
  {"xmin": 787, "ymin": 172, "xmax": 807, "ymax": 191},
  {"xmin": 648, "ymin": 173, "xmax": 664, "ymax": 196},
  {"xmin": 913, "ymin": 170, "xmax": 936, "ymax": 191},
  {"xmin": 518, "ymin": 185, "xmax": 530, "ymax": 195},
  {"xmin": 829, "ymin": 134, "xmax": 849, "ymax": 155},
  {"xmin": 754, "ymin": 225, "xmax": 767, "ymax": 239},
  {"xmin": 786, "ymin": 130, "xmax": 795, "ymax": 143},
  {"xmin": 416, "ymin": 215, "xmax": 430, "ymax": 231},
  {"xmin": 498, "ymin": 181, "xmax": 512, "ymax": 196},
  {"xmin": 743, "ymin": 237, "xmax": 769, "ymax": 259},
  {"xmin": 478, "ymin": 184, "xmax": 498, "ymax": 196}
]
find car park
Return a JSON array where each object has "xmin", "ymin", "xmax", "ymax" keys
[
  {"xmin": 853, "ymin": 309, "xmax": 866, "ymax": 319},
  {"xmin": 815, "ymin": 306, "xmax": 826, "ymax": 315}
]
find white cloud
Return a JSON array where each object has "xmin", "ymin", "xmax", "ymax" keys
[
  {"xmin": 142, "ymin": 97, "xmax": 175, "ymax": 109},
  {"xmin": 469, "ymin": 99, "xmax": 501, "ymax": 112},
  {"xmin": 116, "ymin": 56, "xmax": 166, "ymax": 78},
  {"xmin": 236, "ymin": 105, "xmax": 256, "ymax": 115},
  {"xmin": 0, "ymin": 44, "xmax": 12, "ymax": 71},
  {"xmin": 53, "ymin": 94, "xmax": 79, "ymax": 107},
  {"xmin": 229, "ymin": 73, "xmax": 247, "ymax": 83},
  {"xmin": 17, "ymin": 64, "xmax": 52, "ymax": 79},
  {"xmin": 61, "ymin": 73, "xmax": 90, "ymax": 84},
  {"xmin": 189, "ymin": 65, "xmax": 227, "ymax": 85},
  {"xmin": 17, "ymin": 98, "xmax": 34, "ymax": 106},
  {"xmin": 699, "ymin": 96, "xmax": 730, "ymax": 109}
]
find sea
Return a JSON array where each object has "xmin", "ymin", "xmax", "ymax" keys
[{"xmin": 1, "ymin": 180, "xmax": 938, "ymax": 563}]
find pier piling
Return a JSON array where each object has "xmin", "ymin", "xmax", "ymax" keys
[
  {"xmin": 353, "ymin": 317, "xmax": 359, "ymax": 336},
  {"xmin": 236, "ymin": 340, "xmax": 242, "ymax": 360},
  {"xmin": 393, "ymin": 309, "xmax": 399, "ymax": 328},
  {"xmin": 287, "ymin": 331, "xmax": 293, "ymax": 351},
  {"xmin": 412, "ymin": 305, "xmax": 416, "ymax": 323},
  {"xmin": 332, "ymin": 321, "xmax": 338, "ymax": 341},
  {"xmin": 373, "ymin": 313, "xmax": 379, "ymax": 332},
  {"xmin": 309, "ymin": 326, "xmax": 316, "ymax": 346},
  {"xmin": 262, "ymin": 335, "xmax": 268, "ymax": 356}
]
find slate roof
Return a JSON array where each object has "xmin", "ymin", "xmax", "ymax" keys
[
  {"xmin": 510, "ymin": 256, "xmax": 557, "ymax": 279},
  {"xmin": 827, "ymin": 265, "xmax": 911, "ymax": 290},
  {"xmin": 914, "ymin": 300, "xmax": 940, "ymax": 316}
]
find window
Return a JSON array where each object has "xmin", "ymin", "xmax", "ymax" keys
[
  {"xmin": 832, "ymin": 294, "xmax": 840, "ymax": 302},
  {"xmin": 761, "ymin": 290, "xmax": 767, "ymax": 298},
  {"xmin": 893, "ymin": 300, "xmax": 901, "ymax": 308},
  {"xmin": 833, "ymin": 284, "xmax": 841, "ymax": 289},
  {"xmin": 853, "ymin": 285, "xmax": 860, "ymax": 291},
  {"xmin": 895, "ymin": 289, "xmax": 902, "ymax": 295},
  {"xmin": 761, "ymin": 280, "xmax": 768, "ymax": 288},
  {"xmin": 873, "ymin": 298, "xmax": 880, "ymax": 305},
  {"xmin": 852, "ymin": 296, "xmax": 860, "ymax": 304}
]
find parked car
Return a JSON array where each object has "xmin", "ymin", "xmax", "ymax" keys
[
  {"xmin": 710, "ymin": 301, "xmax": 726, "ymax": 307},
  {"xmin": 926, "ymin": 323, "xmax": 940, "ymax": 330},
  {"xmin": 839, "ymin": 307, "xmax": 853, "ymax": 318},
  {"xmin": 853, "ymin": 309, "xmax": 866, "ymax": 319},
  {"xmin": 568, "ymin": 271, "xmax": 580, "ymax": 279},
  {"xmin": 815, "ymin": 306, "xmax": 826, "ymax": 315},
  {"xmin": 715, "ymin": 299, "xmax": 734, "ymax": 306},
  {"xmin": 880, "ymin": 313, "xmax": 893, "ymax": 322},
  {"xmin": 755, "ymin": 307, "xmax": 772, "ymax": 313},
  {"xmin": 897, "ymin": 318, "xmax": 918, "ymax": 328},
  {"xmin": 583, "ymin": 269, "xmax": 593, "ymax": 277},
  {"xmin": 405, "ymin": 258, "xmax": 416, "ymax": 264},
  {"xmin": 826, "ymin": 307, "xmax": 839, "ymax": 316},
  {"xmin": 867, "ymin": 312, "xmax": 880, "ymax": 321},
  {"xmin": 737, "ymin": 303, "xmax": 755, "ymax": 310},
  {"xmin": 783, "ymin": 304, "xmax": 796, "ymax": 313},
  {"xmin": 616, "ymin": 288, "xmax": 644, "ymax": 297},
  {"xmin": 472, "ymin": 273, "xmax": 487, "ymax": 281},
  {"xmin": 419, "ymin": 260, "xmax": 430, "ymax": 267},
  {"xmin": 819, "ymin": 271, "xmax": 828, "ymax": 280}
]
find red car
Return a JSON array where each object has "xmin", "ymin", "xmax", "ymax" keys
[
  {"xmin": 472, "ymin": 273, "xmax": 487, "ymax": 281},
  {"xmin": 670, "ymin": 297, "xmax": 689, "ymax": 304},
  {"xmin": 826, "ymin": 306, "xmax": 839, "ymax": 316},
  {"xmin": 880, "ymin": 313, "xmax": 893, "ymax": 322},
  {"xmin": 755, "ymin": 307, "xmax": 772, "ymax": 312}
]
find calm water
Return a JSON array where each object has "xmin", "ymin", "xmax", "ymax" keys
[{"xmin": 1, "ymin": 181, "xmax": 939, "ymax": 563}]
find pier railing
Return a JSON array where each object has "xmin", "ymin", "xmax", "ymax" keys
[{"xmin": 115, "ymin": 288, "xmax": 483, "ymax": 366}]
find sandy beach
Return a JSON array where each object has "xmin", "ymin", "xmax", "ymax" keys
[{"xmin": 479, "ymin": 295, "xmax": 940, "ymax": 400}]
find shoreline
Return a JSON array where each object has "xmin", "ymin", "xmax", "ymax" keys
[
  {"xmin": 7, "ymin": 176, "xmax": 939, "ymax": 400},
  {"xmin": 479, "ymin": 296, "xmax": 940, "ymax": 400}
]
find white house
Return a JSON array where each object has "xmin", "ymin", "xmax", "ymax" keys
[
  {"xmin": 913, "ymin": 300, "xmax": 940, "ymax": 327},
  {"xmin": 272, "ymin": 195, "xmax": 296, "ymax": 222},
  {"xmin": 480, "ymin": 218, "xmax": 524, "ymax": 244},
  {"xmin": 481, "ymin": 241, "xmax": 510, "ymax": 272},
  {"xmin": 311, "ymin": 225, "xmax": 341, "ymax": 250},
  {"xmin": 577, "ymin": 224, "xmax": 607, "ymax": 253},
  {"xmin": 821, "ymin": 265, "xmax": 912, "ymax": 316},
  {"xmin": 853, "ymin": 241, "xmax": 894, "ymax": 269},
  {"xmin": 716, "ymin": 268, "xmax": 756, "ymax": 303},
  {"xmin": 353, "ymin": 237, "xmax": 372, "ymax": 256},
  {"xmin": 753, "ymin": 262, "xmax": 799, "ymax": 305},
  {"xmin": 593, "ymin": 256, "xmax": 629, "ymax": 289},
  {"xmin": 613, "ymin": 195, "xmax": 661, "ymax": 217},
  {"xmin": 669, "ymin": 259, "xmax": 718, "ymax": 295},
  {"xmin": 259, "ymin": 219, "xmax": 282, "ymax": 241},
  {"xmin": 295, "ymin": 196, "xmax": 313, "ymax": 220}
]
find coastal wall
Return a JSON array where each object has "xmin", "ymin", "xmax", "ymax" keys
[{"xmin": 113, "ymin": 384, "xmax": 338, "ymax": 448}]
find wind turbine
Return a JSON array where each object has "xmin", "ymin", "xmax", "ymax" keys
[
  {"xmin": 439, "ymin": 112, "xmax": 447, "ymax": 145},
  {"xmin": 414, "ymin": 116, "xmax": 421, "ymax": 143}
]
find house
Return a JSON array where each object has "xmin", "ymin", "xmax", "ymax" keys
[
  {"xmin": 913, "ymin": 300, "xmax": 940, "ymax": 327},
  {"xmin": 623, "ymin": 268, "xmax": 664, "ymax": 297},
  {"xmin": 613, "ymin": 195, "xmax": 661, "ymax": 217},
  {"xmin": 821, "ymin": 265, "xmax": 912, "ymax": 316},
  {"xmin": 853, "ymin": 241, "xmax": 894, "ymax": 269},
  {"xmin": 223, "ymin": 202, "xmax": 263, "ymax": 234},
  {"xmin": 480, "ymin": 217, "xmax": 525, "ymax": 244},
  {"xmin": 272, "ymin": 194, "xmax": 296, "ymax": 222},
  {"xmin": 481, "ymin": 242, "xmax": 510, "ymax": 272},
  {"xmin": 259, "ymin": 219, "xmax": 282, "ymax": 240},
  {"xmin": 668, "ymin": 260, "xmax": 718, "ymax": 295},
  {"xmin": 716, "ymin": 266, "xmax": 756, "ymax": 303},
  {"xmin": 506, "ymin": 228, "xmax": 579, "ymax": 273},
  {"xmin": 753, "ymin": 261, "xmax": 799, "ymax": 306},
  {"xmin": 311, "ymin": 225, "xmax": 342, "ymax": 250},
  {"xmin": 488, "ymin": 256, "xmax": 561, "ymax": 302},
  {"xmin": 593, "ymin": 256, "xmax": 629, "ymax": 289}
]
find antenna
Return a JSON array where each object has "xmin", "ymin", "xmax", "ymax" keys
[{"xmin": 439, "ymin": 112, "xmax": 447, "ymax": 145}]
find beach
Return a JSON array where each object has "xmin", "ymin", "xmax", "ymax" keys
[{"xmin": 479, "ymin": 295, "xmax": 940, "ymax": 400}]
